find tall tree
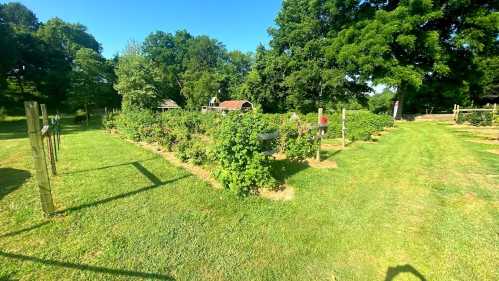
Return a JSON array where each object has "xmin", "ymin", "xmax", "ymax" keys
[
  {"xmin": 68, "ymin": 48, "xmax": 115, "ymax": 120},
  {"xmin": 114, "ymin": 44, "xmax": 161, "ymax": 111},
  {"xmin": 0, "ymin": 2, "xmax": 39, "ymax": 32}
]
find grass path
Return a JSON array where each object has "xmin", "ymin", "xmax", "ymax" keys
[{"xmin": 0, "ymin": 119, "xmax": 497, "ymax": 280}]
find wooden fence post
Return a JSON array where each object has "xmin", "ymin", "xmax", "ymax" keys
[
  {"xmin": 56, "ymin": 114, "xmax": 61, "ymax": 150},
  {"xmin": 24, "ymin": 101, "xmax": 55, "ymax": 215},
  {"xmin": 493, "ymin": 103, "xmax": 497, "ymax": 125},
  {"xmin": 453, "ymin": 104, "xmax": 457, "ymax": 121},
  {"xmin": 456, "ymin": 105, "xmax": 460, "ymax": 124},
  {"xmin": 40, "ymin": 104, "xmax": 57, "ymax": 175},
  {"xmin": 342, "ymin": 108, "xmax": 346, "ymax": 148},
  {"xmin": 316, "ymin": 107, "xmax": 323, "ymax": 161},
  {"xmin": 50, "ymin": 117, "xmax": 58, "ymax": 161}
]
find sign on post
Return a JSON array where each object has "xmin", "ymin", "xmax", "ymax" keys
[{"xmin": 393, "ymin": 101, "xmax": 399, "ymax": 119}]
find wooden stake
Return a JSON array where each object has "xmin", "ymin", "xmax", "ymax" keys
[
  {"xmin": 40, "ymin": 104, "xmax": 57, "ymax": 175},
  {"xmin": 24, "ymin": 101, "xmax": 55, "ymax": 215},
  {"xmin": 51, "ymin": 117, "xmax": 58, "ymax": 161},
  {"xmin": 456, "ymin": 105, "xmax": 460, "ymax": 124},
  {"xmin": 493, "ymin": 103, "xmax": 497, "ymax": 125},
  {"xmin": 342, "ymin": 108, "xmax": 346, "ymax": 148},
  {"xmin": 56, "ymin": 114, "xmax": 61, "ymax": 150},
  {"xmin": 316, "ymin": 107, "xmax": 323, "ymax": 161}
]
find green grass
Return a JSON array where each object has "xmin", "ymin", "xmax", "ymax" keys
[{"xmin": 1, "ymin": 118, "xmax": 498, "ymax": 280}]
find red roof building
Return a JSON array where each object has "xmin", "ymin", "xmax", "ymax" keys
[{"xmin": 219, "ymin": 100, "xmax": 253, "ymax": 111}]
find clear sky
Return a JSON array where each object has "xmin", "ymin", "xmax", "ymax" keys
[{"xmin": 6, "ymin": 0, "xmax": 283, "ymax": 58}]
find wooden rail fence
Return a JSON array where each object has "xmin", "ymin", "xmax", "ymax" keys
[{"xmin": 453, "ymin": 103, "xmax": 497, "ymax": 124}]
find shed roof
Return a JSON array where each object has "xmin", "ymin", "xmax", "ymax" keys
[
  {"xmin": 219, "ymin": 100, "xmax": 253, "ymax": 110},
  {"xmin": 158, "ymin": 99, "xmax": 180, "ymax": 109}
]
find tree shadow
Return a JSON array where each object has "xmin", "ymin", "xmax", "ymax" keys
[
  {"xmin": 384, "ymin": 264, "xmax": 427, "ymax": 281},
  {"xmin": 0, "ymin": 250, "xmax": 174, "ymax": 280},
  {"xmin": 0, "ymin": 119, "xmax": 28, "ymax": 140},
  {"xmin": 0, "ymin": 168, "xmax": 31, "ymax": 201}
]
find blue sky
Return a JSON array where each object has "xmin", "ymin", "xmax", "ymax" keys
[{"xmin": 6, "ymin": 0, "xmax": 283, "ymax": 58}]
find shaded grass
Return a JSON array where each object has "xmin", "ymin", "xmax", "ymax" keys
[{"xmin": 0, "ymin": 120, "xmax": 497, "ymax": 280}]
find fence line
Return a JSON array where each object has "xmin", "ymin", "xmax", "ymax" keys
[
  {"xmin": 453, "ymin": 103, "xmax": 497, "ymax": 124},
  {"xmin": 24, "ymin": 101, "xmax": 62, "ymax": 215}
]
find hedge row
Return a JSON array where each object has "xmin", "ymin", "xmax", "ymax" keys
[
  {"xmin": 303, "ymin": 110, "xmax": 394, "ymax": 141},
  {"xmin": 104, "ymin": 109, "xmax": 393, "ymax": 195}
]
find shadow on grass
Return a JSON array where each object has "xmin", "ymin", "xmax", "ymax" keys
[
  {"xmin": 0, "ymin": 115, "xmax": 104, "ymax": 141},
  {"xmin": 384, "ymin": 264, "xmax": 427, "ymax": 281},
  {"xmin": 0, "ymin": 119, "xmax": 28, "ymax": 140},
  {"xmin": 271, "ymin": 159, "xmax": 309, "ymax": 184},
  {"xmin": 62, "ymin": 157, "xmax": 159, "ymax": 176},
  {"xmin": 0, "ymin": 250, "xmax": 174, "ymax": 280},
  {"xmin": 0, "ymin": 168, "xmax": 31, "ymax": 201},
  {"xmin": 0, "ymin": 221, "xmax": 51, "ymax": 239},
  {"xmin": 56, "ymin": 162, "xmax": 191, "ymax": 215}
]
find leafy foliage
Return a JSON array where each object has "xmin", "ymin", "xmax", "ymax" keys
[
  {"xmin": 214, "ymin": 112, "xmax": 278, "ymax": 195},
  {"xmin": 458, "ymin": 111, "xmax": 493, "ymax": 126},
  {"xmin": 278, "ymin": 116, "xmax": 318, "ymax": 161}
]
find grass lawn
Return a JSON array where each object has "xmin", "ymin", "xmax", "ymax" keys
[{"xmin": 1, "ymin": 118, "xmax": 498, "ymax": 280}]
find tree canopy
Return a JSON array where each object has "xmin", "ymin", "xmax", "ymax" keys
[{"xmin": 1, "ymin": 1, "xmax": 497, "ymax": 114}]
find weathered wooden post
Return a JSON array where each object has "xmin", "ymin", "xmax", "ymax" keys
[
  {"xmin": 40, "ymin": 104, "xmax": 57, "ymax": 175},
  {"xmin": 56, "ymin": 114, "xmax": 61, "ymax": 150},
  {"xmin": 50, "ymin": 117, "xmax": 58, "ymax": 161},
  {"xmin": 453, "ymin": 104, "xmax": 457, "ymax": 121},
  {"xmin": 342, "ymin": 108, "xmax": 346, "ymax": 148},
  {"xmin": 456, "ymin": 105, "xmax": 460, "ymax": 124},
  {"xmin": 316, "ymin": 107, "xmax": 323, "ymax": 161},
  {"xmin": 493, "ymin": 103, "xmax": 497, "ymax": 125},
  {"xmin": 24, "ymin": 101, "xmax": 55, "ymax": 215}
]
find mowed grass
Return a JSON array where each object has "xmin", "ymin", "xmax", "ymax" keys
[{"xmin": 0, "ymin": 118, "xmax": 498, "ymax": 280}]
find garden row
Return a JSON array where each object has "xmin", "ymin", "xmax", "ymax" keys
[{"xmin": 104, "ymin": 109, "xmax": 393, "ymax": 195}]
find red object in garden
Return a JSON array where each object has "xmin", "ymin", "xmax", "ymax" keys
[{"xmin": 320, "ymin": 115, "xmax": 328, "ymax": 126}]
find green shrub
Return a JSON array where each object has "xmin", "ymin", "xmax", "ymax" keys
[
  {"xmin": 102, "ymin": 110, "xmax": 119, "ymax": 130},
  {"xmin": 115, "ymin": 109, "xmax": 158, "ymax": 141},
  {"xmin": 457, "ymin": 111, "xmax": 493, "ymax": 126},
  {"xmin": 174, "ymin": 139, "xmax": 209, "ymax": 165},
  {"xmin": 214, "ymin": 112, "xmax": 278, "ymax": 195},
  {"xmin": 279, "ymin": 117, "xmax": 318, "ymax": 161},
  {"xmin": 466, "ymin": 111, "xmax": 492, "ymax": 126},
  {"xmin": 74, "ymin": 109, "xmax": 88, "ymax": 124}
]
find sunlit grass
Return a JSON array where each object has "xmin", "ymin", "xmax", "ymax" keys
[{"xmin": 0, "ymin": 119, "xmax": 498, "ymax": 280}]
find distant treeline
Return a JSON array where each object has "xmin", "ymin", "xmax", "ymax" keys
[{"xmin": 1, "ymin": 1, "xmax": 497, "ymax": 115}]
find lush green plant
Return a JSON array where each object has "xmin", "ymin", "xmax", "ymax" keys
[
  {"xmin": 279, "ymin": 117, "xmax": 317, "ymax": 161},
  {"xmin": 115, "ymin": 109, "xmax": 158, "ymax": 141},
  {"xmin": 460, "ymin": 112, "xmax": 493, "ymax": 126},
  {"xmin": 214, "ymin": 112, "xmax": 278, "ymax": 195},
  {"xmin": 102, "ymin": 110, "xmax": 119, "ymax": 130},
  {"xmin": 174, "ymin": 138, "xmax": 209, "ymax": 165},
  {"xmin": 368, "ymin": 90, "xmax": 395, "ymax": 114}
]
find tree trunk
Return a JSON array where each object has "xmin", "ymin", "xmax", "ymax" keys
[
  {"xmin": 395, "ymin": 89, "xmax": 405, "ymax": 120},
  {"xmin": 84, "ymin": 103, "xmax": 89, "ymax": 126}
]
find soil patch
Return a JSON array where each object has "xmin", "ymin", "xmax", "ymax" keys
[
  {"xmin": 260, "ymin": 185, "xmax": 295, "ymax": 201},
  {"xmin": 306, "ymin": 159, "xmax": 338, "ymax": 169}
]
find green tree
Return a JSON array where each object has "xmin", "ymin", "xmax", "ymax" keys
[
  {"xmin": 114, "ymin": 44, "xmax": 161, "ymax": 111},
  {"xmin": 0, "ymin": 2, "xmax": 39, "ymax": 32},
  {"xmin": 68, "ymin": 48, "xmax": 114, "ymax": 122}
]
